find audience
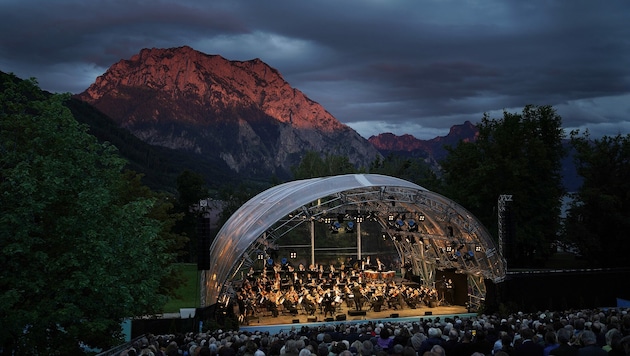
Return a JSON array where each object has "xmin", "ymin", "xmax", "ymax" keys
[{"xmin": 118, "ymin": 307, "xmax": 630, "ymax": 356}]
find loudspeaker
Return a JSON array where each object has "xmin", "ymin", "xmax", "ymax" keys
[
  {"xmin": 424, "ymin": 311, "xmax": 433, "ymax": 316},
  {"xmin": 325, "ymin": 317, "xmax": 334, "ymax": 322},
  {"xmin": 390, "ymin": 313, "xmax": 399, "ymax": 318},
  {"xmin": 197, "ymin": 216, "xmax": 211, "ymax": 270},
  {"xmin": 292, "ymin": 319, "xmax": 300, "ymax": 324},
  {"xmin": 307, "ymin": 316, "xmax": 317, "ymax": 322},
  {"xmin": 348, "ymin": 310, "xmax": 367, "ymax": 316},
  {"xmin": 335, "ymin": 314, "xmax": 346, "ymax": 321}
]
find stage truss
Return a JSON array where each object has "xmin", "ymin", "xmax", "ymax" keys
[{"xmin": 203, "ymin": 174, "xmax": 506, "ymax": 312}]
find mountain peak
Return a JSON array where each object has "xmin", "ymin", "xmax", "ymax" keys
[
  {"xmin": 74, "ymin": 46, "xmax": 379, "ymax": 178},
  {"xmin": 78, "ymin": 46, "xmax": 345, "ymax": 132}
]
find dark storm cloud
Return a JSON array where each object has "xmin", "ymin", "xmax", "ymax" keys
[{"xmin": 1, "ymin": 0, "xmax": 628, "ymax": 139}]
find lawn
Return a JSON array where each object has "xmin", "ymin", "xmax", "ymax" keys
[{"xmin": 163, "ymin": 263, "xmax": 201, "ymax": 313}]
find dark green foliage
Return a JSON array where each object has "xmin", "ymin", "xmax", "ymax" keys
[
  {"xmin": 563, "ymin": 131, "xmax": 630, "ymax": 267},
  {"xmin": 173, "ymin": 170, "xmax": 209, "ymax": 262},
  {"xmin": 0, "ymin": 74, "xmax": 180, "ymax": 354},
  {"xmin": 291, "ymin": 151, "xmax": 357, "ymax": 179},
  {"xmin": 440, "ymin": 105, "xmax": 566, "ymax": 267},
  {"xmin": 369, "ymin": 153, "xmax": 443, "ymax": 192}
]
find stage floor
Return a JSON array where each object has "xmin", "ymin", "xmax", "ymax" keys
[{"xmin": 242, "ymin": 302, "xmax": 470, "ymax": 327}]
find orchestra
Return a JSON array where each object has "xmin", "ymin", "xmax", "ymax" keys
[{"xmin": 233, "ymin": 256, "xmax": 446, "ymax": 322}]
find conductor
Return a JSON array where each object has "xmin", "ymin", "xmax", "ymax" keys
[{"xmin": 352, "ymin": 283, "xmax": 364, "ymax": 311}]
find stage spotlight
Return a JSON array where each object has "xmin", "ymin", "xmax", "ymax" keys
[
  {"xmin": 395, "ymin": 218, "xmax": 404, "ymax": 231},
  {"xmin": 257, "ymin": 253, "xmax": 264, "ymax": 260},
  {"xmin": 465, "ymin": 251, "xmax": 475, "ymax": 261},
  {"xmin": 346, "ymin": 221, "xmax": 355, "ymax": 233},
  {"xmin": 290, "ymin": 251, "xmax": 297, "ymax": 259},
  {"xmin": 475, "ymin": 246, "xmax": 482, "ymax": 252},
  {"xmin": 418, "ymin": 213, "xmax": 425, "ymax": 221},
  {"xmin": 331, "ymin": 221, "xmax": 341, "ymax": 233},
  {"xmin": 408, "ymin": 219, "xmax": 418, "ymax": 232}
]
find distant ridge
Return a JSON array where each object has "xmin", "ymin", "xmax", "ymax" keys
[{"xmin": 368, "ymin": 121, "xmax": 478, "ymax": 160}]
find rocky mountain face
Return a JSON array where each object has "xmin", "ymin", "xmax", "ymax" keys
[
  {"xmin": 368, "ymin": 121, "xmax": 479, "ymax": 161},
  {"xmin": 75, "ymin": 46, "xmax": 381, "ymax": 180}
]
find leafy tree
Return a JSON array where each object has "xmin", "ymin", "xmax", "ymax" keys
[
  {"xmin": 369, "ymin": 153, "xmax": 443, "ymax": 192},
  {"xmin": 563, "ymin": 131, "xmax": 630, "ymax": 267},
  {"xmin": 440, "ymin": 105, "xmax": 566, "ymax": 267},
  {"xmin": 0, "ymin": 75, "xmax": 179, "ymax": 354},
  {"xmin": 173, "ymin": 170, "xmax": 209, "ymax": 262},
  {"xmin": 291, "ymin": 151, "xmax": 356, "ymax": 179}
]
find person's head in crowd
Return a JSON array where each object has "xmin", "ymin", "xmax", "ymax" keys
[
  {"xmin": 198, "ymin": 346, "xmax": 212, "ymax": 356},
  {"xmin": 285, "ymin": 339, "xmax": 299, "ymax": 354},
  {"xmin": 317, "ymin": 344, "xmax": 328, "ymax": 356},
  {"xmin": 379, "ymin": 328, "xmax": 390, "ymax": 339},
  {"xmin": 580, "ymin": 330, "xmax": 597, "ymax": 346},
  {"xmin": 605, "ymin": 328, "xmax": 622, "ymax": 351},
  {"xmin": 361, "ymin": 340, "xmax": 374, "ymax": 355},
  {"xmin": 427, "ymin": 327, "xmax": 441, "ymax": 339},
  {"xmin": 519, "ymin": 327, "xmax": 534, "ymax": 341},
  {"xmin": 401, "ymin": 346, "xmax": 416, "ymax": 356},
  {"xmin": 619, "ymin": 335, "xmax": 630, "ymax": 355},
  {"xmin": 429, "ymin": 344, "xmax": 445, "ymax": 356},
  {"xmin": 543, "ymin": 330, "xmax": 557, "ymax": 346}
]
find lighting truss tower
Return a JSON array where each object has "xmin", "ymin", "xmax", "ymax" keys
[{"xmin": 497, "ymin": 194, "xmax": 513, "ymax": 267}]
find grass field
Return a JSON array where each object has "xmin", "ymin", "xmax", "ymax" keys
[{"xmin": 163, "ymin": 263, "xmax": 201, "ymax": 313}]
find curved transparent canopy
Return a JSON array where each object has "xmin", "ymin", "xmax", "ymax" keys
[{"xmin": 204, "ymin": 174, "xmax": 506, "ymax": 309}]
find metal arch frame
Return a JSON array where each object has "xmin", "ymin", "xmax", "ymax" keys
[{"xmin": 203, "ymin": 174, "xmax": 506, "ymax": 311}]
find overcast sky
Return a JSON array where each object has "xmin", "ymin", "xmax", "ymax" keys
[{"xmin": 1, "ymin": 0, "xmax": 629, "ymax": 140}]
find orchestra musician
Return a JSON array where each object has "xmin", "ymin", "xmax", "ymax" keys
[
  {"xmin": 445, "ymin": 278, "xmax": 454, "ymax": 305},
  {"xmin": 302, "ymin": 291, "xmax": 317, "ymax": 315},
  {"xmin": 376, "ymin": 257, "xmax": 384, "ymax": 271},
  {"xmin": 267, "ymin": 290, "xmax": 280, "ymax": 317},
  {"xmin": 283, "ymin": 286, "xmax": 299, "ymax": 316}
]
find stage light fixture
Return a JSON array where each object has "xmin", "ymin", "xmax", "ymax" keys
[
  {"xmin": 408, "ymin": 219, "xmax": 418, "ymax": 232},
  {"xmin": 346, "ymin": 221, "xmax": 355, "ymax": 233},
  {"xmin": 331, "ymin": 221, "xmax": 341, "ymax": 233}
]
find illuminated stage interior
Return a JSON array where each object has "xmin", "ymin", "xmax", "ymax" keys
[{"xmin": 236, "ymin": 272, "xmax": 472, "ymax": 333}]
